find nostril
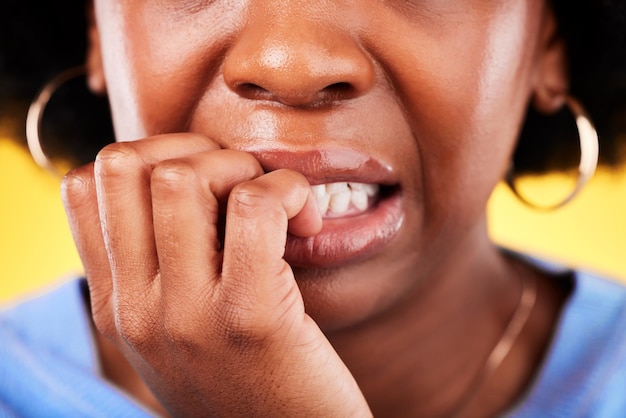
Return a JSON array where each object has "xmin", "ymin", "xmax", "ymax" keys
[
  {"xmin": 326, "ymin": 82, "xmax": 354, "ymax": 93},
  {"xmin": 237, "ymin": 82, "xmax": 272, "ymax": 100},
  {"xmin": 322, "ymin": 82, "xmax": 357, "ymax": 101},
  {"xmin": 234, "ymin": 81, "xmax": 358, "ymax": 106}
]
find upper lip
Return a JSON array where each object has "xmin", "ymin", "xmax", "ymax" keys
[{"xmin": 244, "ymin": 147, "xmax": 397, "ymax": 186}]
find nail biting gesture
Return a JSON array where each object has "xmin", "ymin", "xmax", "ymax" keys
[{"xmin": 62, "ymin": 133, "xmax": 372, "ymax": 417}]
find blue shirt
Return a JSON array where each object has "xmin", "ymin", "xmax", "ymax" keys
[
  {"xmin": 508, "ymin": 270, "xmax": 626, "ymax": 417},
  {"xmin": 2, "ymin": 271, "xmax": 626, "ymax": 417},
  {"xmin": 0, "ymin": 280, "xmax": 151, "ymax": 417}
]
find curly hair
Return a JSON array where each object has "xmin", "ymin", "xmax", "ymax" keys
[{"xmin": 1, "ymin": 0, "xmax": 625, "ymax": 172}]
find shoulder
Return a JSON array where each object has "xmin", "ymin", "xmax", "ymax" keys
[
  {"xmin": 0, "ymin": 278, "xmax": 94, "ymax": 364},
  {"xmin": 511, "ymin": 270, "xmax": 626, "ymax": 417},
  {"xmin": 0, "ymin": 279, "xmax": 96, "ymax": 416},
  {"xmin": 0, "ymin": 279, "xmax": 152, "ymax": 417}
]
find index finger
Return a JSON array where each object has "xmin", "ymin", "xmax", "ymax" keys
[{"xmin": 220, "ymin": 169, "xmax": 321, "ymax": 337}]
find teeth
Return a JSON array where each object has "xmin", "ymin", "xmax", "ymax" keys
[
  {"xmin": 364, "ymin": 184, "xmax": 378, "ymax": 197},
  {"xmin": 311, "ymin": 182, "xmax": 380, "ymax": 217},
  {"xmin": 312, "ymin": 184, "xmax": 327, "ymax": 200},
  {"xmin": 317, "ymin": 193, "xmax": 331, "ymax": 215},
  {"xmin": 326, "ymin": 182, "xmax": 350, "ymax": 194},
  {"xmin": 351, "ymin": 190, "xmax": 368, "ymax": 211},
  {"xmin": 346, "ymin": 183, "xmax": 378, "ymax": 197},
  {"xmin": 330, "ymin": 190, "xmax": 351, "ymax": 213}
]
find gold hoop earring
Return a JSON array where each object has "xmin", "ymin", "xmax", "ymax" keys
[
  {"xmin": 26, "ymin": 66, "xmax": 87, "ymax": 177},
  {"xmin": 506, "ymin": 96, "xmax": 599, "ymax": 210}
]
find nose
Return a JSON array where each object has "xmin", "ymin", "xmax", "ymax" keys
[{"xmin": 223, "ymin": 3, "xmax": 375, "ymax": 107}]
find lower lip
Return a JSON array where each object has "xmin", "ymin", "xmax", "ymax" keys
[{"xmin": 284, "ymin": 191, "xmax": 404, "ymax": 268}]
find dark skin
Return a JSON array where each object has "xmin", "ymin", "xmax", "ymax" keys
[{"xmin": 63, "ymin": 0, "xmax": 571, "ymax": 416}]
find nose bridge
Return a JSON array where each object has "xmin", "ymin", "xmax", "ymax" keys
[{"xmin": 223, "ymin": 1, "xmax": 375, "ymax": 106}]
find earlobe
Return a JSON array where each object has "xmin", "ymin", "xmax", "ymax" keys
[
  {"xmin": 86, "ymin": 2, "xmax": 107, "ymax": 95},
  {"xmin": 532, "ymin": 12, "xmax": 569, "ymax": 115}
]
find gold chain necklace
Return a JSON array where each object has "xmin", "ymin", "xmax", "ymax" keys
[{"xmin": 450, "ymin": 269, "xmax": 538, "ymax": 417}]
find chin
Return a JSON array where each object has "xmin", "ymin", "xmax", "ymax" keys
[{"xmin": 292, "ymin": 252, "xmax": 416, "ymax": 333}]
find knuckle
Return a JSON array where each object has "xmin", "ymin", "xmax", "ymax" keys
[
  {"xmin": 117, "ymin": 319, "xmax": 157, "ymax": 353},
  {"xmin": 214, "ymin": 299, "xmax": 275, "ymax": 353},
  {"xmin": 95, "ymin": 142, "xmax": 142, "ymax": 177},
  {"xmin": 229, "ymin": 183, "xmax": 282, "ymax": 221},
  {"xmin": 113, "ymin": 300, "xmax": 159, "ymax": 351},
  {"xmin": 151, "ymin": 159, "xmax": 197, "ymax": 191},
  {"xmin": 214, "ymin": 272, "xmax": 304, "ymax": 352},
  {"xmin": 61, "ymin": 167, "xmax": 94, "ymax": 209},
  {"xmin": 224, "ymin": 328, "xmax": 266, "ymax": 352},
  {"xmin": 230, "ymin": 183, "xmax": 265, "ymax": 206},
  {"xmin": 161, "ymin": 315, "xmax": 203, "ymax": 355},
  {"xmin": 221, "ymin": 317, "xmax": 270, "ymax": 353},
  {"xmin": 159, "ymin": 293, "xmax": 218, "ymax": 355}
]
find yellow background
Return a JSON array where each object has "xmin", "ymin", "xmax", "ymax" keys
[{"xmin": 1, "ymin": 137, "xmax": 625, "ymax": 302}]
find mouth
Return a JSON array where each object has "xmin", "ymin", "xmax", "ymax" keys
[
  {"xmin": 248, "ymin": 148, "xmax": 405, "ymax": 268},
  {"xmin": 312, "ymin": 182, "xmax": 380, "ymax": 218}
]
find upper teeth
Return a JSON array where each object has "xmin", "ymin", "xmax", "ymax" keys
[{"xmin": 311, "ymin": 182, "xmax": 379, "ymax": 217}]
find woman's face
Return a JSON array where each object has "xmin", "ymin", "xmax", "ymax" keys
[{"xmin": 90, "ymin": 0, "xmax": 559, "ymax": 330}]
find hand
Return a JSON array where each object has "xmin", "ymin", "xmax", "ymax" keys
[{"xmin": 62, "ymin": 133, "xmax": 372, "ymax": 417}]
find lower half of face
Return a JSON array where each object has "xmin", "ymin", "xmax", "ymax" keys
[{"xmin": 94, "ymin": 0, "xmax": 548, "ymax": 330}]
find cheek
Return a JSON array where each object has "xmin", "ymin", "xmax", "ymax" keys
[
  {"xmin": 94, "ymin": 2, "xmax": 143, "ymax": 140},
  {"xmin": 366, "ymin": 2, "xmax": 542, "ymax": 230},
  {"xmin": 96, "ymin": 3, "xmax": 242, "ymax": 141}
]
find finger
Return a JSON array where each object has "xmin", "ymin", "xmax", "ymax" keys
[
  {"xmin": 93, "ymin": 133, "xmax": 219, "ymax": 316},
  {"xmin": 150, "ymin": 150, "xmax": 264, "ymax": 309},
  {"xmin": 287, "ymin": 189, "xmax": 322, "ymax": 238},
  {"xmin": 220, "ymin": 169, "xmax": 322, "ymax": 336},
  {"xmin": 61, "ymin": 163, "xmax": 116, "ymax": 337}
]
